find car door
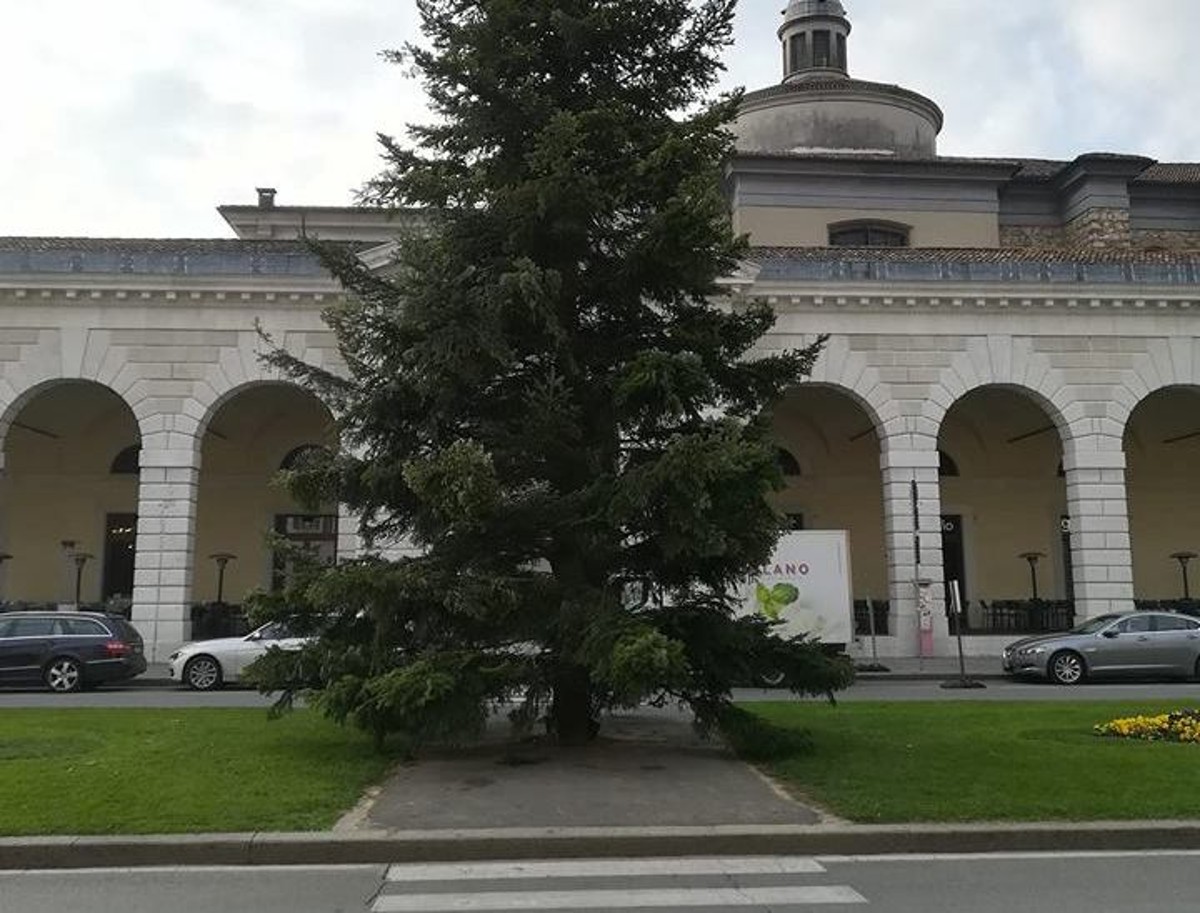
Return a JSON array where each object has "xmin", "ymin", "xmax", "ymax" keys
[
  {"xmin": 1148, "ymin": 614, "xmax": 1200, "ymax": 675},
  {"xmin": 2, "ymin": 616, "xmax": 59, "ymax": 681},
  {"xmin": 0, "ymin": 618, "xmax": 18, "ymax": 679},
  {"xmin": 1091, "ymin": 614, "xmax": 1157, "ymax": 674}
]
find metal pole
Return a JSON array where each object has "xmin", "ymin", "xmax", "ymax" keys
[
  {"xmin": 866, "ymin": 597, "xmax": 879, "ymax": 664},
  {"xmin": 952, "ymin": 580, "xmax": 967, "ymax": 681}
]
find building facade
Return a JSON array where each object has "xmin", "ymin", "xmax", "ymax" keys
[{"xmin": 2, "ymin": 0, "xmax": 1199, "ymax": 659}]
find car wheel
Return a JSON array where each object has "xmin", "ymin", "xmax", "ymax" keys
[
  {"xmin": 43, "ymin": 657, "xmax": 84, "ymax": 693},
  {"xmin": 183, "ymin": 655, "xmax": 223, "ymax": 692},
  {"xmin": 1048, "ymin": 650, "xmax": 1086, "ymax": 686}
]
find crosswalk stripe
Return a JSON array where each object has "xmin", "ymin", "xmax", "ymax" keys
[
  {"xmin": 372, "ymin": 885, "xmax": 868, "ymax": 911},
  {"xmin": 385, "ymin": 856, "xmax": 826, "ymax": 882}
]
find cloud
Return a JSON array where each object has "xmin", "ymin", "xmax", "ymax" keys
[{"xmin": 0, "ymin": 1, "xmax": 1197, "ymax": 237}]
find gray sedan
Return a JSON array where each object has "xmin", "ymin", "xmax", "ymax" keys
[{"xmin": 1003, "ymin": 611, "xmax": 1200, "ymax": 685}]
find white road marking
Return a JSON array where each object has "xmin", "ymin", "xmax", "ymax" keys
[
  {"xmin": 818, "ymin": 849, "xmax": 1200, "ymax": 864},
  {"xmin": 373, "ymin": 885, "xmax": 867, "ymax": 911},
  {"xmin": 0, "ymin": 864, "xmax": 382, "ymax": 876},
  {"xmin": 386, "ymin": 855, "xmax": 825, "ymax": 882}
]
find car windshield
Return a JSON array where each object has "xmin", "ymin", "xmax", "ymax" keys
[{"xmin": 1072, "ymin": 614, "xmax": 1122, "ymax": 635}]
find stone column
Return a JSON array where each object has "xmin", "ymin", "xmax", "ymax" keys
[
  {"xmin": 1063, "ymin": 448, "xmax": 1135, "ymax": 618},
  {"xmin": 336, "ymin": 503, "xmax": 362, "ymax": 561},
  {"xmin": 881, "ymin": 442, "xmax": 946, "ymax": 657},
  {"xmin": 131, "ymin": 431, "xmax": 201, "ymax": 661}
]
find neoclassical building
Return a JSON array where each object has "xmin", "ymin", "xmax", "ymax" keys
[{"xmin": 3, "ymin": 0, "xmax": 1199, "ymax": 659}]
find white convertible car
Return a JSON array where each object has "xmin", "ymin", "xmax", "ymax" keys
[{"xmin": 167, "ymin": 621, "xmax": 310, "ymax": 691}]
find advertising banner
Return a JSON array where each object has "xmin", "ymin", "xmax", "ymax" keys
[{"xmin": 741, "ymin": 530, "xmax": 854, "ymax": 645}]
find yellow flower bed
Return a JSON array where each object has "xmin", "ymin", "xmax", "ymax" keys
[{"xmin": 1095, "ymin": 710, "xmax": 1200, "ymax": 743}]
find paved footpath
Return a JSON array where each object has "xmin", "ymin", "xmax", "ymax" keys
[{"xmin": 363, "ymin": 707, "xmax": 823, "ymax": 831}]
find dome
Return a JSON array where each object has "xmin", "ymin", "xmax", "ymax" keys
[
  {"xmin": 736, "ymin": 0, "xmax": 943, "ymax": 157},
  {"xmin": 783, "ymin": 0, "xmax": 847, "ymax": 21}
]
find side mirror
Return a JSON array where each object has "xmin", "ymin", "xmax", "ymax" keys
[{"xmin": 1102, "ymin": 630, "xmax": 1119, "ymax": 639}]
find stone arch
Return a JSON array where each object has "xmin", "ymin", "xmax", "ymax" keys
[
  {"xmin": 1122, "ymin": 384, "xmax": 1200, "ymax": 604},
  {"xmin": 1122, "ymin": 338, "xmax": 1200, "ymax": 441},
  {"xmin": 804, "ymin": 337, "xmax": 898, "ymax": 445},
  {"xmin": 927, "ymin": 339, "xmax": 1073, "ymax": 447},
  {"xmin": 0, "ymin": 377, "xmax": 138, "ymax": 466},
  {"xmin": 191, "ymin": 380, "xmax": 339, "ymax": 606},
  {"xmin": 0, "ymin": 378, "xmax": 142, "ymax": 607}
]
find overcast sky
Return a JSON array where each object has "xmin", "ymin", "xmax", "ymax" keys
[{"xmin": 2, "ymin": 0, "xmax": 1198, "ymax": 238}]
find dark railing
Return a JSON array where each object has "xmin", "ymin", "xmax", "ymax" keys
[
  {"xmin": 853, "ymin": 599, "xmax": 890, "ymax": 636},
  {"xmin": 948, "ymin": 599, "xmax": 1075, "ymax": 636},
  {"xmin": 1135, "ymin": 599, "xmax": 1200, "ymax": 618}
]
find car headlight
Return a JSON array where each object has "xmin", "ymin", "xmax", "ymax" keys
[
  {"xmin": 168, "ymin": 651, "xmax": 181, "ymax": 662},
  {"xmin": 1019, "ymin": 646, "xmax": 1048, "ymax": 656}
]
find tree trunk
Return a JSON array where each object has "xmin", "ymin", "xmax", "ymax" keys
[{"xmin": 550, "ymin": 664, "xmax": 597, "ymax": 746}]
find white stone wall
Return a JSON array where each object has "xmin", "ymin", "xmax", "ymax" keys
[
  {"xmin": 753, "ymin": 283, "xmax": 1200, "ymax": 656},
  {"xmin": 4, "ymin": 272, "xmax": 1200, "ymax": 660},
  {"xmin": 0, "ymin": 279, "xmax": 345, "ymax": 659}
]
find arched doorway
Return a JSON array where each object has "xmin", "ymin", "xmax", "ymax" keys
[
  {"xmin": 0, "ymin": 381, "xmax": 140, "ymax": 610},
  {"xmin": 1124, "ymin": 387, "xmax": 1200, "ymax": 610},
  {"xmin": 193, "ymin": 384, "xmax": 337, "ymax": 610},
  {"xmin": 772, "ymin": 385, "xmax": 887, "ymax": 634},
  {"xmin": 938, "ymin": 386, "xmax": 1072, "ymax": 635}
]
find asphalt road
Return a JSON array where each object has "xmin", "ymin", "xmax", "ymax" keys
[
  {"xmin": 2, "ymin": 852, "xmax": 1197, "ymax": 912},
  {"xmin": 1, "ymin": 675, "xmax": 1198, "ymax": 708}
]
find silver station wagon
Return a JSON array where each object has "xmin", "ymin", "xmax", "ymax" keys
[{"xmin": 1003, "ymin": 612, "xmax": 1200, "ymax": 685}]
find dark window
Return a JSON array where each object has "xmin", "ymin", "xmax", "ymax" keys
[
  {"xmin": 813, "ymin": 30, "xmax": 831, "ymax": 67},
  {"xmin": 110, "ymin": 445, "xmax": 140, "ymax": 475},
  {"xmin": 777, "ymin": 448, "xmax": 802, "ymax": 477},
  {"xmin": 62, "ymin": 618, "xmax": 107, "ymax": 636},
  {"xmin": 938, "ymin": 451, "xmax": 960, "ymax": 477},
  {"xmin": 793, "ymin": 33, "xmax": 808, "ymax": 70},
  {"xmin": 280, "ymin": 445, "xmax": 327, "ymax": 471},
  {"xmin": 829, "ymin": 223, "xmax": 910, "ymax": 247},
  {"xmin": 9, "ymin": 617, "xmax": 58, "ymax": 637},
  {"xmin": 837, "ymin": 32, "xmax": 847, "ymax": 70},
  {"xmin": 1117, "ymin": 615, "xmax": 1152, "ymax": 634}
]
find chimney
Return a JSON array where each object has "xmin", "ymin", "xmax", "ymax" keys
[{"xmin": 256, "ymin": 187, "xmax": 277, "ymax": 209}]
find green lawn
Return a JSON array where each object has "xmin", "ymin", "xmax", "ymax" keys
[
  {"xmin": 0, "ymin": 709, "xmax": 398, "ymax": 836},
  {"xmin": 726, "ymin": 701, "xmax": 1200, "ymax": 823}
]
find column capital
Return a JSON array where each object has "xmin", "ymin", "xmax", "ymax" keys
[
  {"xmin": 880, "ymin": 448, "xmax": 940, "ymax": 472},
  {"xmin": 1063, "ymin": 450, "xmax": 1126, "ymax": 473}
]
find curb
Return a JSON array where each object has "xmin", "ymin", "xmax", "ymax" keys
[
  {"xmin": 3, "ymin": 822, "xmax": 1200, "ymax": 869},
  {"xmin": 854, "ymin": 673, "xmax": 1008, "ymax": 682}
]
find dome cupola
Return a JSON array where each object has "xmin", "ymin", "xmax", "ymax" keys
[
  {"xmin": 780, "ymin": 0, "xmax": 851, "ymax": 82},
  {"xmin": 734, "ymin": 2, "xmax": 944, "ymax": 158}
]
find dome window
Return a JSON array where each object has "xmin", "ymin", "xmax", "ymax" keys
[{"xmin": 829, "ymin": 221, "xmax": 911, "ymax": 248}]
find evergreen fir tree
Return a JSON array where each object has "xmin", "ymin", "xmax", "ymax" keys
[{"xmin": 252, "ymin": 0, "xmax": 852, "ymax": 749}]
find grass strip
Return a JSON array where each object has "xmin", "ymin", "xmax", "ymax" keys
[
  {"xmin": 0, "ymin": 709, "xmax": 398, "ymax": 836},
  {"xmin": 725, "ymin": 701, "xmax": 1200, "ymax": 823}
]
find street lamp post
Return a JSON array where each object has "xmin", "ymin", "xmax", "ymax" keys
[
  {"xmin": 1170, "ymin": 551, "xmax": 1198, "ymax": 600},
  {"xmin": 1019, "ymin": 551, "xmax": 1047, "ymax": 601},
  {"xmin": 209, "ymin": 553, "xmax": 237, "ymax": 605},
  {"xmin": 0, "ymin": 553, "xmax": 11, "ymax": 605},
  {"xmin": 71, "ymin": 552, "xmax": 93, "ymax": 607}
]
